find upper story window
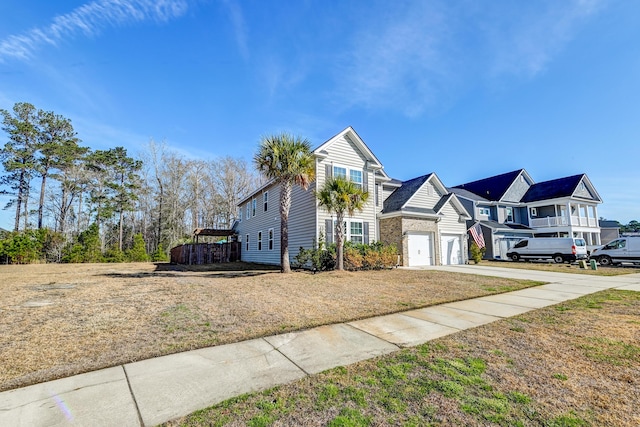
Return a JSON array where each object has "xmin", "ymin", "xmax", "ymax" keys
[
  {"xmin": 263, "ymin": 191, "xmax": 268, "ymax": 212},
  {"xmin": 333, "ymin": 166, "xmax": 347, "ymax": 179},
  {"xmin": 333, "ymin": 165, "xmax": 364, "ymax": 189},
  {"xmin": 506, "ymin": 207, "xmax": 514, "ymax": 222},
  {"xmin": 246, "ymin": 203, "xmax": 250, "ymax": 220},
  {"xmin": 239, "ymin": 208, "xmax": 243, "ymax": 221},
  {"xmin": 252, "ymin": 198, "xmax": 256, "ymax": 217},
  {"xmin": 350, "ymin": 170, "xmax": 363, "ymax": 189},
  {"xmin": 479, "ymin": 207, "xmax": 490, "ymax": 216},
  {"xmin": 530, "ymin": 207, "xmax": 537, "ymax": 217}
]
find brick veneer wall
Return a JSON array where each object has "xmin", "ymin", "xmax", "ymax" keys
[{"xmin": 379, "ymin": 215, "xmax": 440, "ymax": 266}]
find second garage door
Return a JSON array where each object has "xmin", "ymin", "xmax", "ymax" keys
[{"xmin": 440, "ymin": 234, "xmax": 463, "ymax": 265}]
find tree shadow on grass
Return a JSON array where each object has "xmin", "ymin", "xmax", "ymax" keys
[{"xmin": 95, "ymin": 262, "xmax": 281, "ymax": 280}]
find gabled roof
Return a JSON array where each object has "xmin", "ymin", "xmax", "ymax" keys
[
  {"xmin": 314, "ymin": 126, "xmax": 384, "ymax": 171},
  {"xmin": 382, "ymin": 174, "xmax": 433, "ymax": 214},
  {"xmin": 521, "ymin": 174, "xmax": 602, "ymax": 203},
  {"xmin": 448, "ymin": 187, "xmax": 490, "ymax": 203},
  {"xmin": 453, "ymin": 169, "xmax": 527, "ymax": 202},
  {"xmin": 382, "ymin": 173, "xmax": 470, "ymax": 219}
]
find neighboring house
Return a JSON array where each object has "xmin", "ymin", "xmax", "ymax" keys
[
  {"xmin": 451, "ymin": 169, "xmax": 603, "ymax": 259},
  {"xmin": 235, "ymin": 127, "xmax": 471, "ymax": 267},
  {"xmin": 378, "ymin": 173, "xmax": 471, "ymax": 266},
  {"xmin": 599, "ymin": 220, "xmax": 620, "ymax": 244}
]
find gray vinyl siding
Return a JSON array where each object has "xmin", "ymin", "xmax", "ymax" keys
[
  {"xmin": 288, "ymin": 182, "xmax": 317, "ymax": 256},
  {"xmin": 316, "ymin": 135, "xmax": 377, "ymax": 245},
  {"xmin": 236, "ymin": 184, "xmax": 281, "ymax": 265},
  {"xmin": 503, "ymin": 175, "xmax": 531, "ymax": 202},
  {"xmin": 381, "ymin": 184, "xmax": 397, "ymax": 207},
  {"xmin": 438, "ymin": 203, "xmax": 467, "ymax": 236},
  {"xmin": 404, "ymin": 179, "xmax": 443, "ymax": 209}
]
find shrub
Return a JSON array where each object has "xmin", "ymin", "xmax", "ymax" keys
[
  {"xmin": 470, "ymin": 242, "xmax": 486, "ymax": 264},
  {"xmin": 151, "ymin": 244, "xmax": 169, "ymax": 262},
  {"xmin": 127, "ymin": 233, "xmax": 150, "ymax": 262}
]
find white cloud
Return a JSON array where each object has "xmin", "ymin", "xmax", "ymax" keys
[
  {"xmin": 336, "ymin": 0, "xmax": 606, "ymax": 117},
  {"xmin": 221, "ymin": 0, "xmax": 249, "ymax": 60},
  {"xmin": 482, "ymin": 0, "xmax": 606, "ymax": 77},
  {"xmin": 0, "ymin": 0, "xmax": 191, "ymax": 62}
]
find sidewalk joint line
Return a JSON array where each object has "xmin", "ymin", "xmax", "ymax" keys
[
  {"xmin": 261, "ymin": 338, "xmax": 311, "ymax": 376},
  {"xmin": 122, "ymin": 365, "xmax": 145, "ymax": 427},
  {"xmin": 344, "ymin": 322, "xmax": 402, "ymax": 349}
]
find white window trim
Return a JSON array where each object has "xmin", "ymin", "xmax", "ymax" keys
[
  {"xmin": 252, "ymin": 198, "xmax": 256, "ymax": 217},
  {"xmin": 257, "ymin": 231, "xmax": 262, "ymax": 251},
  {"xmin": 246, "ymin": 203, "xmax": 250, "ymax": 220},
  {"xmin": 350, "ymin": 220, "xmax": 364, "ymax": 244},
  {"xmin": 245, "ymin": 234, "xmax": 250, "ymax": 251},
  {"xmin": 479, "ymin": 207, "xmax": 490, "ymax": 216},
  {"xmin": 334, "ymin": 219, "xmax": 364, "ymax": 244},
  {"xmin": 530, "ymin": 207, "xmax": 537, "ymax": 217},
  {"xmin": 333, "ymin": 164, "xmax": 363, "ymax": 189},
  {"xmin": 268, "ymin": 228, "xmax": 274, "ymax": 250},
  {"xmin": 505, "ymin": 206, "xmax": 514, "ymax": 223},
  {"xmin": 263, "ymin": 191, "xmax": 268, "ymax": 212}
]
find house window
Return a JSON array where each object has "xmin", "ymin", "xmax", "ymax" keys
[
  {"xmin": 333, "ymin": 166, "xmax": 347, "ymax": 179},
  {"xmin": 268, "ymin": 228, "xmax": 274, "ymax": 250},
  {"xmin": 257, "ymin": 231, "xmax": 262, "ymax": 251},
  {"xmin": 479, "ymin": 207, "xmax": 490, "ymax": 216},
  {"xmin": 263, "ymin": 191, "xmax": 268, "ymax": 212},
  {"xmin": 350, "ymin": 221, "xmax": 363, "ymax": 244},
  {"xmin": 506, "ymin": 207, "xmax": 513, "ymax": 222},
  {"xmin": 252, "ymin": 198, "xmax": 256, "ymax": 217},
  {"xmin": 530, "ymin": 207, "xmax": 537, "ymax": 217},
  {"xmin": 246, "ymin": 203, "xmax": 250, "ymax": 220},
  {"xmin": 350, "ymin": 169, "xmax": 363, "ymax": 189},
  {"xmin": 245, "ymin": 234, "xmax": 250, "ymax": 251}
]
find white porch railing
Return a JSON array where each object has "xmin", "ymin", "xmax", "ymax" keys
[
  {"xmin": 531, "ymin": 216, "xmax": 597, "ymax": 228},
  {"xmin": 530, "ymin": 216, "xmax": 568, "ymax": 227}
]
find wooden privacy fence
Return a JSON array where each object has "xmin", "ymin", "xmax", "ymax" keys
[{"xmin": 170, "ymin": 242, "xmax": 241, "ymax": 265}]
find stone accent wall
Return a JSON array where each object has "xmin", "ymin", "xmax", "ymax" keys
[
  {"xmin": 379, "ymin": 215, "xmax": 440, "ymax": 266},
  {"xmin": 379, "ymin": 216, "xmax": 403, "ymax": 263}
]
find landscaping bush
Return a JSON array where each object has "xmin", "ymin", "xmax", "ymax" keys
[
  {"xmin": 344, "ymin": 241, "xmax": 398, "ymax": 271},
  {"xmin": 294, "ymin": 232, "xmax": 336, "ymax": 271},
  {"xmin": 470, "ymin": 242, "xmax": 486, "ymax": 264},
  {"xmin": 126, "ymin": 233, "xmax": 150, "ymax": 262}
]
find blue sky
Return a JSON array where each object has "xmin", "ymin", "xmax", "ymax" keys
[{"xmin": 1, "ymin": 0, "xmax": 639, "ymax": 229}]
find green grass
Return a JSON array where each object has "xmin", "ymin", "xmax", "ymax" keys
[{"xmin": 167, "ymin": 290, "xmax": 640, "ymax": 426}]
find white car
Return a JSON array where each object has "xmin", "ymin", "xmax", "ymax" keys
[{"xmin": 590, "ymin": 237, "xmax": 640, "ymax": 266}]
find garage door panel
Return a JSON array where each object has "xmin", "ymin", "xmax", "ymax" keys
[
  {"xmin": 408, "ymin": 234, "xmax": 432, "ymax": 266},
  {"xmin": 440, "ymin": 235, "xmax": 462, "ymax": 265}
]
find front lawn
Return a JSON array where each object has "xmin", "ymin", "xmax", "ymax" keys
[
  {"xmin": 0, "ymin": 262, "xmax": 540, "ymax": 392},
  {"xmin": 168, "ymin": 289, "xmax": 640, "ymax": 426}
]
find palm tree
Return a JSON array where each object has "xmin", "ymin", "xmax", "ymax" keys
[
  {"xmin": 316, "ymin": 176, "xmax": 370, "ymax": 270},
  {"xmin": 254, "ymin": 133, "xmax": 315, "ymax": 273}
]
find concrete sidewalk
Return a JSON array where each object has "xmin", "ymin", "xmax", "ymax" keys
[{"xmin": 2, "ymin": 266, "xmax": 639, "ymax": 427}]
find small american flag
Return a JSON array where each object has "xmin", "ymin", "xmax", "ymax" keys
[{"xmin": 469, "ymin": 223, "xmax": 485, "ymax": 249}]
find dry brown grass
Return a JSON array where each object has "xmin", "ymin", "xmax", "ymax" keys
[
  {"xmin": 483, "ymin": 259, "xmax": 640, "ymax": 276},
  {"xmin": 0, "ymin": 262, "xmax": 538, "ymax": 392}
]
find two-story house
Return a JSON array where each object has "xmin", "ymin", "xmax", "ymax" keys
[
  {"xmin": 451, "ymin": 169, "xmax": 603, "ymax": 259},
  {"xmin": 235, "ymin": 127, "xmax": 471, "ymax": 267}
]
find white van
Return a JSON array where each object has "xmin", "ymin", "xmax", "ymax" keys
[
  {"xmin": 506, "ymin": 237, "xmax": 588, "ymax": 263},
  {"xmin": 590, "ymin": 236, "xmax": 640, "ymax": 266}
]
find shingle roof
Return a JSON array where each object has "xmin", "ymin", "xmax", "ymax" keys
[
  {"xmin": 453, "ymin": 169, "xmax": 524, "ymax": 202},
  {"xmin": 448, "ymin": 187, "xmax": 490, "ymax": 202},
  {"xmin": 479, "ymin": 220, "xmax": 533, "ymax": 233},
  {"xmin": 433, "ymin": 194, "xmax": 453, "ymax": 213},
  {"xmin": 382, "ymin": 174, "xmax": 433, "ymax": 213},
  {"xmin": 599, "ymin": 220, "xmax": 620, "ymax": 228},
  {"xmin": 521, "ymin": 174, "xmax": 585, "ymax": 202}
]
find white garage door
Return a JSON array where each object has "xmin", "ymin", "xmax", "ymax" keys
[
  {"xmin": 407, "ymin": 234, "xmax": 432, "ymax": 266},
  {"xmin": 440, "ymin": 234, "xmax": 462, "ymax": 265}
]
